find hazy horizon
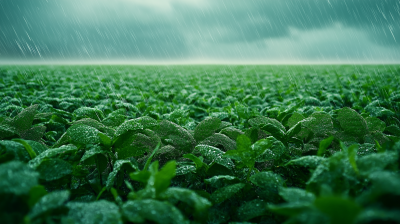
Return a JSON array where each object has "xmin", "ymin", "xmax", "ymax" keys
[{"xmin": 1, "ymin": 0, "xmax": 399, "ymax": 63}]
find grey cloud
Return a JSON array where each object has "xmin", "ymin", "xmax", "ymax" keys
[{"xmin": 0, "ymin": 0, "xmax": 399, "ymax": 61}]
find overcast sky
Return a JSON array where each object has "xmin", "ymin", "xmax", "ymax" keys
[{"xmin": 0, "ymin": 0, "xmax": 399, "ymax": 63}]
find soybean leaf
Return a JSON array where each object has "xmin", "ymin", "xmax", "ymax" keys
[
  {"xmin": 337, "ymin": 107, "xmax": 368, "ymax": 137},
  {"xmin": 261, "ymin": 123, "xmax": 285, "ymax": 141},
  {"xmin": 236, "ymin": 199, "xmax": 269, "ymax": 221},
  {"xmin": 67, "ymin": 124, "xmax": 101, "ymax": 145},
  {"xmin": 29, "ymin": 190, "xmax": 70, "ymax": 219},
  {"xmin": 194, "ymin": 145, "xmax": 234, "ymax": 170},
  {"xmin": 204, "ymin": 175, "xmax": 240, "ymax": 188},
  {"xmin": 194, "ymin": 117, "xmax": 221, "ymax": 142},
  {"xmin": 279, "ymin": 187, "xmax": 316, "ymax": 204},
  {"xmin": 317, "ymin": 136, "xmax": 334, "ymax": 156},
  {"xmin": 365, "ymin": 117, "xmax": 386, "ymax": 132},
  {"xmin": 106, "ymin": 160, "xmax": 138, "ymax": 190},
  {"xmin": 36, "ymin": 158, "xmax": 72, "ymax": 181},
  {"xmin": 285, "ymin": 156, "xmax": 326, "ymax": 169},
  {"xmin": 12, "ymin": 138, "xmax": 37, "ymax": 159},
  {"xmin": 250, "ymin": 172, "xmax": 285, "ymax": 189},
  {"xmin": 122, "ymin": 199, "xmax": 187, "ymax": 224},
  {"xmin": 0, "ymin": 161, "xmax": 39, "ymax": 195},
  {"xmin": 210, "ymin": 183, "xmax": 245, "ymax": 204},
  {"xmin": 160, "ymin": 187, "xmax": 212, "ymax": 220},
  {"xmin": 63, "ymin": 200, "xmax": 122, "ymax": 224}
]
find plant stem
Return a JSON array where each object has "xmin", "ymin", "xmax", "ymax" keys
[{"xmin": 246, "ymin": 164, "xmax": 254, "ymax": 182}]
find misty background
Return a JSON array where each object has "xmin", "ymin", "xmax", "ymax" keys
[{"xmin": 0, "ymin": 0, "xmax": 399, "ymax": 63}]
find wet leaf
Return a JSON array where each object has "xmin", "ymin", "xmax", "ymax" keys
[
  {"xmin": 285, "ymin": 156, "xmax": 326, "ymax": 169},
  {"xmin": 204, "ymin": 175, "xmax": 240, "ymax": 188},
  {"xmin": 122, "ymin": 199, "xmax": 187, "ymax": 224},
  {"xmin": 194, "ymin": 117, "xmax": 221, "ymax": 142},
  {"xmin": 36, "ymin": 158, "xmax": 72, "ymax": 181},
  {"xmin": 236, "ymin": 199, "xmax": 269, "ymax": 221},
  {"xmin": 67, "ymin": 124, "xmax": 101, "ymax": 145},
  {"xmin": 210, "ymin": 183, "xmax": 245, "ymax": 204},
  {"xmin": 29, "ymin": 190, "xmax": 70, "ymax": 219},
  {"xmin": 63, "ymin": 200, "xmax": 122, "ymax": 224},
  {"xmin": 337, "ymin": 107, "xmax": 368, "ymax": 137},
  {"xmin": 0, "ymin": 161, "xmax": 39, "ymax": 195},
  {"xmin": 106, "ymin": 160, "xmax": 138, "ymax": 190},
  {"xmin": 194, "ymin": 144, "xmax": 234, "ymax": 169}
]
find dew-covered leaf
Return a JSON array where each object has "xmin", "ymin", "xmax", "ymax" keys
[
  {"xmin": 115, "ymin": 130, "xmax": 160, "ymax": 159},
  {"xmin": 24, "ymin": 140, "xmax": 47, "ymax": 155},
  {"xmin": 303, "ymin": 112, "xmax": 334, "ymax": 136},
  {"xmin": 12, "ymin": 104, "xmax": 39, "ymax": 133},
  {"xmin": 160, "ymin": 187, "xmax": 212, "ymax": 219},
  {"xmin": 98, "ymin": 132, "xmax": 112, "ymax": 147},
  {"xmin": 210, "ymin": 183, "xmax": 245, "ymax": 204},
  {"xmin": 285, "ymin": 122, "xmax": 302, "ymax": 139},
  {"xmin": 204, "ymin": 175, "xmax": 240, "ymax": 188},
  {"xmin": 337, "ymin": 107, "xmax": 368, "ymax": 137},
  {"xmin": 249, "ymin": 116, "xmax": 285, "ymax": 131},
  {"xmin": 199, "ymin": 133, "xmax": 236, "ymax": 151},
  {"xmin": 73, "ymin": 118, "xmax": 115, "ymax": 137},
  {"xmin": 36, "ymin": 158, "xmax": 72, "ymax": 181},
  {"xmin": 114, "ymin": 119, "xmax": 143, "ymax": 137},
  {"xmin": 29, "ymin": 190, "xmax": 70, "ymax": 219},
  {"xmin": 194, "ymin": 145, "xmax": 234, "ymax": 169},
  {"xmin": 255, "ymin": 136, "xmax": 286, "ymax": 162},
  {"xmin": 261, "ymin": 123, "xmax": 285, "ymax": 141},
  {"xmin": 183, "ymin": 153, "xmax": 205, "ymax": 169},
  {"xmin": 194, "ymin": 117, "xmax": 221, "ymax": 142},
  {"xmin": 80, "ymin": 146, "xmax": 108, "ymax": 164},
  {"xmin": 385, "ymin": 125, "xmax": 400, "ymax": 136},
  {"xmin": 279, "ymin": 187, "xmax": 316, "ymax": 203},
  {"xmin": 176, "ymin": 164, "xmax": 196, "ymax": 176},
  {"xmin": 106, "ymin": 160, "xmax": 138, "ymax": 190},
  {"xmin": 365, "ymin": 117, "xmax": 386, "ymax": 132},
  {"xmin": 20, "ymin": 125, "xmax": 47, "ymax": 141},
  {"xmin": 0, "ymin": 123, "xmax": 18, "ymax": 140},
  {"xmin": 73, "ymin": 107, "xmax": 105, "ymax": 122},
  {"xmin": 0, "ymin": 161, "xmax": 39, "ymax": 195},
  {"xmin": 122, "ymin": 199, "xmax": 187, "ymax": 224},
  {"xmin": 102, "ymin": 112, "xmax": 126, "ymax": 127},
  {"xmin": 63, "ymin": 200, "xmax": 122, "ymax": 224},
  {"xmin": 219, "ymin": 127, "xmax": 244, "ymax": 141},
  {"xmin": 155, "ymin": 120, "xmax": 196, "ymax": 153},
  {"xmin": 29, "ymin": 145, "xmax": 77, "ymax": 169},
  {"xmin": 225, "ymin": 137, "xmax": 271, "ymax": 168},
  {"xmin": 250, "ymin": 172, "xmax": 285, "ymax": 189},
  {"xmin": 67, "ymin": 124, "xmax": 100, "ymax": 145},
  {"xmin": 285, "ymin": 156, "xmax": 327, "ymax": 169},
  {"xmin": 287, "ymin": 112, "xmax": 305, "ymax": 128},
  {"xmin": 365, "ymin": 106, "xmax": 395, "ymax": 118},
  {"xmin": 236, "ymin": 199, "xmax": 268, "ymax": 221}
]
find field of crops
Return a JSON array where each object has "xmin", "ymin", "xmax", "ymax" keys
[{"xmin": 1, "ymin": 65, "xmax": 400, "ymax": 224}]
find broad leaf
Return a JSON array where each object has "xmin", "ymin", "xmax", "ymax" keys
[{"xmin": 63, "ymin": 200, "xmax": 122, "ymax": 224}]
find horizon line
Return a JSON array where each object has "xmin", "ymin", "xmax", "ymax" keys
[{"xmin": 0, "ymin": 59, "xmax": 399, "ymax": 66}]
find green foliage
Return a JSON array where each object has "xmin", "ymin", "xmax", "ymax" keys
[
  {"xmin": 122, "ymin": 199, "xmax": 187, "ymax": 224},
  {"xmin": 63, "ymin": 200, "xmax": 122, "ymax": 224},
  {"xmin": 1, "ymin": 65, "xmax": 400, "ymax": 223}
]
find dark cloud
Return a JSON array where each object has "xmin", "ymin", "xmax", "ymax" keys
[{"xmin": 0, "ymin": 0, "xmax": 399, "ymax": 61}]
